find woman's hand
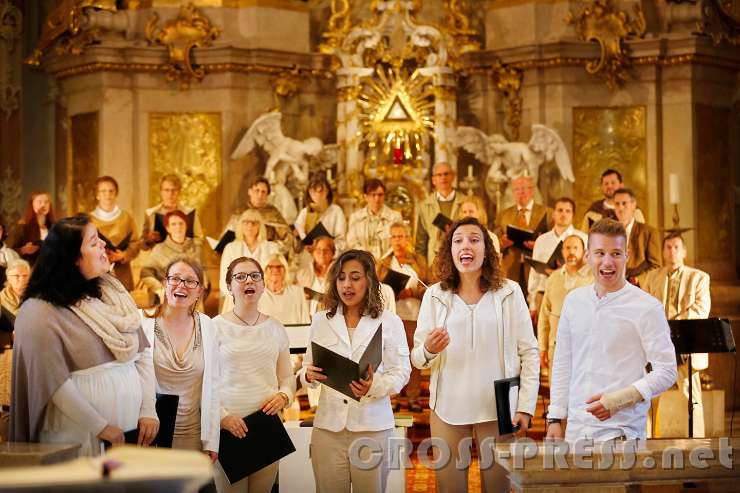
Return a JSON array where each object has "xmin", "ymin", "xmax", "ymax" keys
[
  {"xmin": 424, "ymin": 328, "xmax": 450, "ymax": 354},
  {"xmin": 546, "ymin": 422, "xmax": 564, "ymax": 440},
  {"xmin": 207, "ymin": 450, "xmax": 218, "ymax": 463},
  {"xmin": 137, "ymin": 417, "xmax": 160, "ymax": 446},
  {"xmin": 262, "ymin": 393, "xmax": 288, "ymax": 415},
  {"xmin": 512, "ymin": 412, "xmax": 531, "ymax": 437},
  {"xmin": 107, "ymin": 249, "xmax": 125, "ymax": 263},
  {"xmin": 19, "ymin": 242, "xmax": 39, "ymax": 256},
  {"xmin": 585, "ymin": 394, "xmax": 611, "ymax": 421},
  {"xmin": 97, "ymin": 425, "xmax": 124, "ymax": 446},
  {"xmin": 350, "ymin": 364, "xmax": 374, "ymax": 398},
  {"xmin": 305, "ymin": 365, "xmax": 327, "ymax": 383},
  {"xmin": 221, "ymin": 415, "xmax": 248, "ymax": 438}
]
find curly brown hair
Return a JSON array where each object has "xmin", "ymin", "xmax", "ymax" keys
[
  {"xmin": 434, "ymin": 216, "xmax": 504, "ymax": 292},
  {"xmin": 323, "ymin": 249, "xmax": 384, "ymax": 319}
]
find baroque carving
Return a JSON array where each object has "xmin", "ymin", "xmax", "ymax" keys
[
  {"xmin": 0, "ymin": 167, "xmax": 22, "ymax": 224},
  {"xmin": 566, "ymin": 0, "xmax": 646, "ymax": 90},
  {"xmin": 490, "ymin": 60, "xmax": 523, "ymax": 141},
  {"xmin": 697, "ymin": 0, "xmax": 740, "ymax": 45},
  {"xmin": 271, "ymin": 68, "xmax": 302, "ymax": 110},
  {"xmin": 145, "ymin": 3, "xmax": 222, "ymax": 89},
  {"xmin": 25, "ymin": 0, "xmax": 117, "ymax": 66},
  {"xmin": 0, "ymin": 0, "xmax": 21, "ymax": 119}
]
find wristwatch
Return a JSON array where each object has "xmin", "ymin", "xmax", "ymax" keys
[{"xmin": 546, "ymin": 418, "xmax": 562, "ymax": 426}]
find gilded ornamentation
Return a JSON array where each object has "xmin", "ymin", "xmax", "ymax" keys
[
  {"xmin": 271, "ymin": 67, "xmax": 301, "ymax": 110},
  {"xmin": 0, "ymin": 167, "xmax": 22, "ymax": 224},
  {"xmin": 566, "ymin": 0, "xmax": 646, "ymax": 90},
  {"xmin": 145, "ymin": 3, "xmax": 222, "ymax": 89},
  {"xmin": 319, "ymin": 0, "xmax": 351, "ymax": 55},
  {"xmin": 490, "ymin": 60, "xmax": 523, "ymax": 140},
  {"xmin": 572, "ymin": 106, "xmax": 647, "ymax": 222},
  {"xmin": 149, "ymin": 112, "xmax": 222, "ymax": 212},
  {"xmin": 0, "ymin": 0, "xmax": 21, "ymax": 119},
  {"xmin": 25, "ymin": 0, "xmax": 117, "ymax": 66},
  {"xmin": 68, "ymin": 112, "xmax": 100, "ymax": 214},
  {"xmin": 696, "ymin": 0, "xmax": 740, "ymax": 45},
  {"xmin": 442, "ymin": 0, "xmax": 481, "ymax": 57}
]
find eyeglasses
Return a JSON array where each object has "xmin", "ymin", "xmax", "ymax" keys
[
  {"xmin": 231, "ymin": 272, "xmax": 263, "ymax": 283},
  {"xmin": 166, "ymin": 276, "xmax": 200, "ymax": 289},
  {"xmin": 433, "ymin": 171, "xmax": 453, "ymax": 178},
  {"xmin": 7, "ymin": 274, "xmax": 30, "ymax": 279}
]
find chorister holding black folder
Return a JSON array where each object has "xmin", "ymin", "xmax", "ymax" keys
[{"xmin": 299, "ymin": 250, "xmax": 410, "ymax": 493}]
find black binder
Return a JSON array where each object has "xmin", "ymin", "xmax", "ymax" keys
[
  {"xmin": 382, "ymin": 269, "xmax": 411, "ymax": 297},
  {"xmin": 494, "ymin": 376, "xmax": 520, "ymax": 435},
  {"xmin": 311, "ymin": 324, "xmax": 383, "ymax": 401},
  {"xmin": 212, "ymin": 229, "xmax": 236, "ymax": 254},
  {"xmin": 98, "ymin": 231, "xmax": 133, "ymax": 252},
  {"xmin": 302, "ymin": 221, "xmax": 333, "ymax": 246},
  {"xmin": 523, "ymin": 241, "xmax": 564, "ymax": 274},
  {"xmin": 303, "ymin": 286, "xmax": 324, "ymax": 302},
  {"xmin": 506, "ymin": 225, "xmax": 535, "ymax": 251},
  {"xmin": 432, "ymin": 213, "xmax": 453, "ymax": 232},
  {"xmin": 103, "ymin": 393, "xmax": 179, "ymax": 449},
  {"xmin": 218, "ymin": 411, "xmax": 296, "ymax": 484}
]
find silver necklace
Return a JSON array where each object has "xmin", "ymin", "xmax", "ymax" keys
[{"xmin": 233, "ymin": 309, "xmax": 260, "ymax": 326}]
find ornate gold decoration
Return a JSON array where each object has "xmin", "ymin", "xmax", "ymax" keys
[
  {"xmin": 145, "ymin": 3, "xmax": 222, "ymax": 89},
  {"xmin": 442, "ymin": 0, "xmax": 481, "ymax": 57},
  {"xmin": 319, "ymin": 0, "xmax": 351, "ymax": 55},
  {"xmin": 25, "ymin": 0, "xmax": 116, "ymax": 66},
  {"xmin": 490, "ymin": 60, "xmax": 523, "ymax": 140},
  {"xmin": 271, "ymin": 67, "xmax": 301, "ymax": 110},
  {"xmin": 68, "ymin": 112, "xmax": 100, "ymax": 215},
  {"xmin": 0, "ymin": 167, "xmax": 22, "ymax": 223},
  {"xmin": 697, "ymin": 0, "xmax": 740, "ymax": 45},
  {"xmin": 149, "ymin": 112, "xmax": 222, "ymax": 212},
  {"xmin": 0, "ymin": 0, "xmax": 22, "ymax": 119},
  {"xmin": 572, "ymin": 106, "xmax": 647, "ymax": 222},
  {"xmin": 566, "ymin": 0, "xmax": 646, "ymax": 90}
]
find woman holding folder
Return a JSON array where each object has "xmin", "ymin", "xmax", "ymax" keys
[
  {"xmin": 141, "ymin": 257, "xmax": 219, "ymax": 454},
  {"xmin": 300, "ymin": 249, "xmax": 411, "ymax": 493},
  {"xmin": 411, "ymin": 217, "xmax": 539, "ymax": 493},
  {"xmin": 210, "ymin": 256, "xmax": 296, "ymax": 493}
]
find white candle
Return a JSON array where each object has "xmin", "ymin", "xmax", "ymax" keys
[
  {"xmin": 669, "ymin": 173, "xmax": 680, "ymax": 204},
  {"xmin": 327, "ymin": 168, "xmax": 332, "ymax": 182},
  {"xmin": 467, "ymin": 165, "xmax": 473, "ymax": 179}
]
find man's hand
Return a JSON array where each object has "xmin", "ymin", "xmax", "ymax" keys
[
  {"xmin": 546, "ymin": 422, "xmax": 564, "ymax": 440},
  {"xmin": 98, "ymin": 425, "xmax": 124, "ymax": 446},
  {"xmin": 512, "ymin": 412, "xmax": 531, "ymax": 437},
  {"xmin": 107, "ymin": 249, "xmax": 125, "ymax": 263},
  {"xmin": 523, "ymin": 240, "xmax": 535, "ymax": 250},
  {"xmin": 137, "ymin": 417, "xmax": 160, "ymax": 446},
  {"xmin": 585, "ymin": 394, "xmax": 611, "ymax": 421},
  {"xmin": 500, "ymin": 235, "xmax": 514, "ymax": 249}
]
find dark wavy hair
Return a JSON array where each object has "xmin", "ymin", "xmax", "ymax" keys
[
  {"xmin": 304, "ymin": 173, "xmax": 334, "ymax": 207},
  {"xmin": 22, "ymin": 214, "xmax": 102, "ymax": 307},
  {"xmin": 434, "ymin": 216, "xmax": 504, "ymax": 292},
  {"xmin": 323, "ymin": 249, "xmax": 384, "ymax": 319}
]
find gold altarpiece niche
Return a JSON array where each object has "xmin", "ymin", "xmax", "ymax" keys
[
  {"xmin": 68, "ymin": 112, "xmax": 100, "ymax": 215},
  {"xmin": 148, "ymin": 112, "xmax": 222, "ymax": 228},
  {"xmin": 572, "ymin": 106, "xmax": 648, "ymax": 221}
]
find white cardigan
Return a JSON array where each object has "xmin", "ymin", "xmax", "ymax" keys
[
  {"xmin": 140, "ymin": 312, "xmax": 220, "ymax": 453},
  {"xmin": 299, "ymin": 308, "xmax": 410, "ymax": 432},
  {"xmin": 411, "ymin": 280, "xmax": 540, "ymax": 420}
]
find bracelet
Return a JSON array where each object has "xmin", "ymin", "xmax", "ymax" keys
[
  {"xmin": 277, "ymin": 392, "xmax": 289, "ymax": 408},
  {"xmin": 546, "ymin": 418, "xmax": 562, "ymax": 426}
]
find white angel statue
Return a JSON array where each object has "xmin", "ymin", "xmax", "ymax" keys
[{"xmin": 453, "ymin": 124, "xmax": 574, "ymax": 208}]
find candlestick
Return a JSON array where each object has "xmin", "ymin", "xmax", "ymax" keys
[
  {"xmin": 669, "ymin": 173, "xmax": 680, "ymax": 205},
  {"xmin": 467, "ymin": 165, "xmax": 473, "ymax": 179}
]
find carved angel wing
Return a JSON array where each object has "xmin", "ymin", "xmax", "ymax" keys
[
  {"xmin": 528, "ymin": 124, "xmax": 574, "ymax": 182},
  {"xmin": 230, "ymin": 112, "xmax": 285, "ymax": 160},
  {"xmin": 452, "ymin": 126, "xmax": 496, "ymax": 164}
]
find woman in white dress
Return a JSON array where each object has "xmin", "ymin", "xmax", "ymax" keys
[
  {"xmin": 220, "ymin": 209, "xmax": 280, "ymax": 314},
  {"xmin": 258, "ymin": 253, "xmax": 309, "ymax": 326},
  {"xmin": 10, "ymin": 214, "xmax": 159, "ymax": 456},
  {"xmin": 300, "ymin": 249, "xmax": 410, "ymax": 493},
  {"xmin": 141, "ymin": 257, "xmax": 219, "ymax": 455},
  {"xmin": 294, "ymin": 174, "xmax": 346, "ymax": 251},
  {"xmin": 210, "ymin": 256, "xmax": 296, "ymax": 493}
]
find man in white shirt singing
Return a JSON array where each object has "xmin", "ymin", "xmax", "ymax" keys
[
  {"xmin": 527, "ymin": 197, "xmax": 588, "ymax": 317},
  {"xmin": 546, "ymin": 218, "xmax": 677, "ymax": 442}
]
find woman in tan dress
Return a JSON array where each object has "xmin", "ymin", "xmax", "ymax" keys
[{"xmin": 141, "ymin": 257, "xmax": 219, "ymax": 455}]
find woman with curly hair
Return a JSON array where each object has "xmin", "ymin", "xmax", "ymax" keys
[
  {"xmin": 411, "ymin": 216, "xmax": 539, "ymax": 493},
  {"xmin": 299, "ymin": 249, "xmax": 410, "ymax": 493}
]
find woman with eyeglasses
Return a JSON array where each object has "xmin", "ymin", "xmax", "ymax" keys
[
  {"xmin": 209, "ymin": 257, "xmax": 296, "ymax": 493},
  {"xmin": 140, "ymin": 257, "xmax": 219, "ymax": 456},
  {"xmin": 411, "ymin": 217, "xmax": 539, "ymax": 493},
  {"xmin": 299, "ymin": 249, "xmax": 410, "ymax": 493},
  {"xmin": 0, "ymin": 259, "xmax": 30, "ymax": 416}
]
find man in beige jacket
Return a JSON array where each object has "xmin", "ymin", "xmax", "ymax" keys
[
  {"xmin": 643, "ymin": 233, "xmax": 711, "ymax": 436},
  {"xmin": 537, "ymin": 234, "xmax": 593, "ymax": 385}
]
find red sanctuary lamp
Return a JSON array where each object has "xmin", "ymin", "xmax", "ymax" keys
[{"xmin": 392, "ymin": 147, "xmax": 403, "ymax": 165}]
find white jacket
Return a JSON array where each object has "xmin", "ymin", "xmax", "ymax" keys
[
  {"xmin": 140, "ymin": 312, "xmax": 220, "ymax": 453},
  {"xmin": 411, "ymin": 280, "xmax": 540, "ymax": 418},
  {"xmin": 299, "ymin": 308, "xmax": 410, "ymax": 432}
]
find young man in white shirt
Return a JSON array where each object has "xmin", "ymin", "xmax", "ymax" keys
[
  {"xmin": 546, "ymin": 218, "xmax": 677, "ymax": 442},
  {"xmin": 346, "ymin": 178, "xmax": 402, "ymax": 260},
  {"xmin": 527, "ymin": 197, "xmax": 588, "ymax": 317}
]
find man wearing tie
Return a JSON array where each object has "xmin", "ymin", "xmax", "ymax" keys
[
  {"xmin": 496, "ymin": 175, "xmax": 551, "ymax": 297},
  {"xmin": 643, "ymin": 233, "xmax": 711, "ymax": 436},
  {"xmin": 613, "ymin": 187, "xmax": 660, "ymax": 286}
]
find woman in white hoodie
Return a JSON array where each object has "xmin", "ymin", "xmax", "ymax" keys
[
  {"xmin": 411, "ymin": 216, "xmax": 539, "ymax": 493},
  {"xmin": 300, "ymin": 249, "xmax": 410, "ymax": 493}
]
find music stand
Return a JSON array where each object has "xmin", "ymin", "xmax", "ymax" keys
[{"xmin": 668, "ymin": 318, "xmax": 736, "ymax": 438}]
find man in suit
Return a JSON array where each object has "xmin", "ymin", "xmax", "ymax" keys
[
  {"xmin": 613, "ymin": 187, "xmax": 660, "ymax": 286},
  {"xmin": 496, "ymin": 175, "xmax": 551, "ymax": 296},
  {"xmin": 581, "ymin": 168, "xmax": 645, "ymax": 230},
  {"xmin": 415, "ymin": 162, "xmax": 465, "ymax": 265},
  {"xmin": 643, "ymin": 233, "xmax": 711, "ymax": 436}
]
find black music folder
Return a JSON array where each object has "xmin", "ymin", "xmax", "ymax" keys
[
  {"xmin": 208, "ymin": 228, "xmax": 236, "ymax": 254},
  {"xmin": 311, "ymin": 325, "xmax": 383, "ymax": 401},
  {"xmin": 303, "ymin": 286, "xmax": 324, "ymax": 302},
  {"xmin": 432, "ymin": 213, "xmax": 453, "ymax": 232},
  {"xmin": 494, "ymin": 376, "xmax": 520, "ymax": 435},
  {"xmin": 218, "ymin": 411, "xmax": 296, "ymax": 484},
  {"xmin": 98, "ymin": 231, "xmax": 133, "ymax": 252},
  {"xmin": 524, "ymin": 241, "xmax": 564, "ymax": 274},
  {"xmin": 382, "ymin": 269, "xmax": 411, "ymax": 297},
  {"xmin": 302, "ymin": 221, "xmax": 333, "ymax": 246},
  {"xmin": 506, "ymin": 225, "xmax": 535, "ymax": 251},
  {"xmin": 104, "ymin": 393, "xmax": 179, "ymax": 449}
]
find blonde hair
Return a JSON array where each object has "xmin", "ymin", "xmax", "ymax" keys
[
  {"xmin": 457, "ymin": 195, "xmax": 488, "ymax": 226},
  {"xmin": 235, "ymin": 209, "xmax": 267, "ymax": 243}
]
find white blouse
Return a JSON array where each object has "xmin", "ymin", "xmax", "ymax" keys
[
  {"xmin": 294, "ymin": 204, "xmax": 347, "ymax": 251},
  {"xmin": 258, "ymin": 285, "xmax": 310, "ymax": 326},
  {"xmin": 219, "ymin": 239, "xmax": 280, "ymax": 299},
  {"xmin": 211, "ymin": 316, "xmax": 296, "ymax": 419}
]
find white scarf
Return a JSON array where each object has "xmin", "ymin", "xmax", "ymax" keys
[
  {"xmin": 70, "ymin": 274, "xmax": 141, "ymax": 362},
  {"xmin": 91, "ymin": 206, "xmax": 122, "ymax": 222}
]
